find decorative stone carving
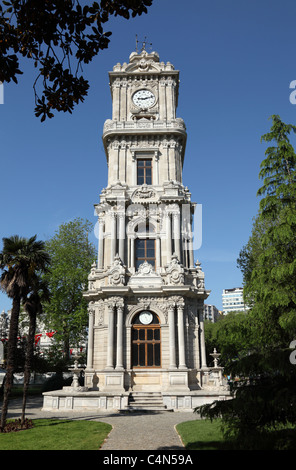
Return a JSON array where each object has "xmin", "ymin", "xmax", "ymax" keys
[
  {"xmin": 96, "ymin": 300, "xmax": 105, "ymax": 326},
  {"xmin": 107, "ymin": 296, "xmax": 125, "ymax": 308},
  {"xmin": 132, "ymin": 184, "xmax": 157, "ymax": 201},
  {"xmin": 87, "ymin": 262, "xmax": 97, "ymax": 290},
  {"xmin": 108, "ymin": 254, "xmax": 126, "ymax": 286},
  {"xmin": 135, "ymin": 261, "xmax": 153, "ymax": 276},
  {"xmin": 128, "ymin": 261, "xmax": 163, "ymax": 287},
  {"xmin": 87, "ymin": 302, "xmax": 95, "ymax": 316},
  {"xmin": 165, "ymin": 253, "xmax": 184, "ymax": 285}
]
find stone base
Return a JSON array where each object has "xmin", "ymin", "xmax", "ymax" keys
[
  {"xmin": 162, "ymin": 390, "xmax": 231, "ymax": 411},
  {"xmin": 42, "ymin": 390, "xmax": 129, "ymax": 412},
  {"xmin": 42, "ymin": 388, "xmax": 231, "ymax": 412}
]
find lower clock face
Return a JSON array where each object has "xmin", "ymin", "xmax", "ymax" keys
[{"xmin": 139, "ymin": 311, "xmax": 153, "ymax": 325}]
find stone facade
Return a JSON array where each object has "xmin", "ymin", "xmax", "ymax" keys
[{"xmin": 43, "ymin": 48, "xmax": 230, "ymax": 412}]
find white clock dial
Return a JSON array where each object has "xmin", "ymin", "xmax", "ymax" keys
[
  {"xmin": 133, "ymin": 89, "xmax": 155, "ymax": 108},
  {"xmin": 139, "ymin": 311, "xmax": 153, "ymax": 325}
]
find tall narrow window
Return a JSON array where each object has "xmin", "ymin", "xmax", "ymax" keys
[
  {"xmin": 137, "ymin": 159, "xmax": 152, "ymax": 185},
  {"xmin": 135, "ymin": 239, "xmax": 155, "ymax": 269}
]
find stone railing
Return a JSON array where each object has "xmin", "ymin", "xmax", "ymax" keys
[{"xmin": 103, "ymin": 118, "xmax": 186, "ymax": 135}]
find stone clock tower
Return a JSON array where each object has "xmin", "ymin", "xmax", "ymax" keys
[{"xmin": 43, "ymin": 48, "xmax": 229, "ymax": 412}]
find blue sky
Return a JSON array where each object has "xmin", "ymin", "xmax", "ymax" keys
[{"xmin": 1, "ymin": 0, "xmax": 296, "ymax": 312}]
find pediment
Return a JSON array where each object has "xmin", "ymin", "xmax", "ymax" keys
[{"xmin": 125, "ymin": 51, "xmax": 163, "ymax": 74}]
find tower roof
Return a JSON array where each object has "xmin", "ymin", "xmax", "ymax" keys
[{"xmin": 110, "ymin": 50, "xmax": 177, "ymax": 76}]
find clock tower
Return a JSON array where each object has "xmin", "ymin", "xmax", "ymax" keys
[{"xmin": 43, "ymin": 47, "xmax": 230, "ymax": 412}]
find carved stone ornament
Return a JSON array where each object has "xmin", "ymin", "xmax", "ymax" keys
[
  {"xmin": 165, "ymin": 253, "xmax": 184, "ymax": 285},
  {"xmin": 134, "ymin": 261, "xmax": 154, "ymax": 276},
  {"xmin": 132, "ymin": 184, "xmax": 157, "ymax": 201},
  {"xmin": 108, "ymin": 254, "xmax": 126, "ymax": 286},
  {"xmin": 107, "ymin": 296, "xmax": 125, "ymax": 308},
  {"xmin": 128, "ymin": 261, "xmax": 163, "ymax": 287},
  {"xmin": 88, "ymin": 302, "xmax": 95, "ymax": 316}
]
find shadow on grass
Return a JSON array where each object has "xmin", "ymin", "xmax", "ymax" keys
[
  {"xmin": 185, "ymin": 440, "xmax": 234, "ymax": 451},
  {"xmin": 35, "ymin": 419, "xmax": 74, "ymax": 427}
]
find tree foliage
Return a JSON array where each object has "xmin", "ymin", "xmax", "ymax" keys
[
  {"xmin": 199, "ymin": 350, "xmax": 296, "ymax": 450},
  {"xmin": 241, "ymin": 115, "xmax": 296, "ymax": 340},
  {"xmin": 21, "ymin": 277, "xmax": 50, "ymax": 426},
  {"xmin": 0, "ymin": 234, "xmax": 50, "ymax": 431},
  {"xmin": 0, "ymin": 0, "xmax": 153, "ymax": 121},
  {"xmin": 204, "ymin": 312, "xmax": 252, "ymax": 370},
  {"xmin": 41, "ymin": 218, "xmax": 96, "ymax": 358},
  {"xmin": 198, "ymin": 116, "xmax": 296, "ymax": 449}
]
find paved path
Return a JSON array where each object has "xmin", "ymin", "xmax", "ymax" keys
[{"xmin": 1, "ymin": 396, "xmax": 199, "ymax": 450}]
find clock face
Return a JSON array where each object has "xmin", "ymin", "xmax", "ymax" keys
[
  {"xmin": 133, "ymin": 89, "xmax": 156, "ymax": 108},
  {"xmin": 139, "ymin": 311, "xmax": 153, "ymax": 325}
]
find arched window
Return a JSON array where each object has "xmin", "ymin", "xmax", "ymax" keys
[{"xmin": 131, "ymin": 312, "xmax": 161, "ymax": 368}]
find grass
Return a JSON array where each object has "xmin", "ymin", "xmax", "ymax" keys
[
  {"xmin": 176, "ymin": 419, "xmax": 233, "ymax": 450},
  {"xmin": 177, "ymin": 419, "xmax": 296, "ymax": 450},
  {"xmin": 0, "ymin": 419, "xmax": 112, "ymax": 450}
]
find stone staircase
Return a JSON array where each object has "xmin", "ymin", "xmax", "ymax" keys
[{"xmin": 127, "ymin": 392, "xmax": 169, "ymax": 412}]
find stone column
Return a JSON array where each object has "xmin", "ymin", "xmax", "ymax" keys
[
  {"xmin": 154, "ymin": 151, "xmax": 159, "ymax": 185},
  {"xmin": 177, "ymin": 302, "xmax": 186, "ymax": 369},
  {"xmin": 121, "ymin": 80, "xmax": 127, "ymax": 121},
  {"xmin": 183, "ymin": 237, "xmax": 188, "ymax": 268},
  {"xmin": 106, "ymin": 303, "xmax": 115, "ymax": 369},
  {"xmin": 156, "ymin": 236, "xmax": 161, "ymax": 269},
  {"xmin": 118, "ymin": 213, "xmax": 125, "ymax": 263},
  {"xmin": 110, "ymin": 211, "xmax": 117, "ymax": 264},
  {"xmin": 168, "ymin": 303, "xmax": 177, "ymax": 369},
  {"xmin": 166, "ymin": 213, "xmax": 172, "ymax": 263},
  {"xmin": 116, "ymin": 304, "xmax": 124, "ymax": 370},
  {"xmin": 131, "ymin": 151, "xmax": 136, "ymax": 185},
  {"xmin": 98, "ymin": 217, "xmax": 104, "ymax": 269},
  {"xmin": 199, "ymin": 307, "xmax": 207, "ymax": 368},
  {"xmin": 169, "ymin": 141, "xmax": 176, "ymax": 180},
  {"xmin": 86, "ymin": 304, "xmax": 95, "ymax": 369},
  {"xmin": 112, "ymin": 80, "xmax": 120, "ymax": 120},
  {"xmin": 159, "ymin": 78, "xmax": 166, "ymax": 121},
  {"xmin": 173, "ymin": 211, "xmax": 181, "ymax": 261},
  {"xmin": 166, "ymin": 79, "xmax": 173, "ymax": 121},
  {"xmin": 130, "ymin": 235, "xmax": 135, "ymax": 269}
]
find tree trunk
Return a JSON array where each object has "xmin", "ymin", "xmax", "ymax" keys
[
  {"xmin": 0, "ymin": 296, "xmax": 21, "ymax": 431},
  {"xmin": 21, "ymin": 311, "xmax": 36, "ymax": 427},
  {"xmin": 63, "ymin": 322, "xmax": 70, "ymax": 361}
]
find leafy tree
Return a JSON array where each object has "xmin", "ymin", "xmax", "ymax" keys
[
  {"xmin": 0, "ymin": 235, "xmax": 50, "ymax": 431},
  {"xmin": 0, "ymin": 0, "xmax": 153, "ymax": 121},
  {"xmin": 197, "ymin": 116, "xmax": 296, "ymax": 449},
  {"xmin": 205, "ymin": 312, "xmax": 252, "ymax": 370},
  {"xmin": 42, "ymin": 218, "xmax": 96, "ymax": 360}
]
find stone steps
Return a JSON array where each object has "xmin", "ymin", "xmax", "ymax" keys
[{"xmin": 127, "ymin": 392, "xmax": 169, "ymax": 412}]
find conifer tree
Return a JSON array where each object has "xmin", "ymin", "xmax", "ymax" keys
[{"xmin": 197, "ymin": 116, "xmax": 296, "ymax": 450}]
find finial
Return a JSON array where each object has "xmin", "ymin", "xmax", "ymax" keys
[{"xmin": 135, "ymin": 34, "xmax": 152, "ymax": 53}]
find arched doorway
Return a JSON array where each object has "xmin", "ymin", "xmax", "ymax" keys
[{"xmin": 131, "ymin": 311, "xmax": 161, "ymax": 368}]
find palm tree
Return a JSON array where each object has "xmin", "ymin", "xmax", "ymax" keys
[
  {"xmin": 21, "ymin": 278, "xmax": 50, "ymax": 427},
  {"xmin": 0, "ymin": 235, "xmax": 50, "ymax": 431}
]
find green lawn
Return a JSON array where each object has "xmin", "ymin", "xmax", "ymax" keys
[
  {"xmin": 176, "ymin": 419, "xmax": 232, "ymax": 450},
  {"xmin": 0, "ymin": 419, "xmax": 112, "ymax": 450}
]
